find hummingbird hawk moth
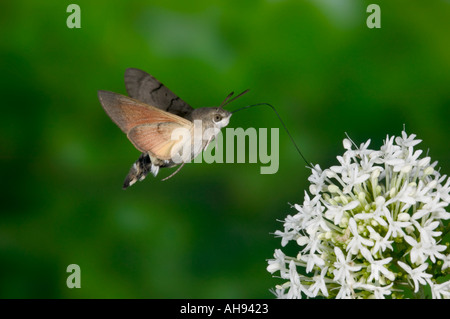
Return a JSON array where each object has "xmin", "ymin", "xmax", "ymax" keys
[{"xmin": 98, "ymin": 68, "xmax": 248, "ymax": 189}]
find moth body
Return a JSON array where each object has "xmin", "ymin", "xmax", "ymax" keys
[{"xmin": 98, "ymin": 68, "xmax": 235, "ymax": 188}]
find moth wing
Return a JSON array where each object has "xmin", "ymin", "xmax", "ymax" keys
[
  {"xmin": 127, "ymin": 123, "xmax": 193, "ymax": 160},
  {"xmin": 124, "ymin": 68, "xmax": 194, "ymax": 118},
  {"xmin": 98, "ymin": 90, "xmax": 192, "ymax": 134}
]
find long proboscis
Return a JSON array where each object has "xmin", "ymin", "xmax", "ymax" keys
[{"xmin": 232, "ymin": 103, "xmax": 310, "ymax": 167}]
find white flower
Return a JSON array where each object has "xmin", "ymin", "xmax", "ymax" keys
[
  {"xmin": 423, "ymin": 243, "xmax": 446, "ymax": 264},
  {"xmin": 304, "ymin": 205, "xmax": 330, "ymax": 237},
  {"xmin": 367, "ymin": 226, "xmax": 393, "ymax": 255},
  {"xmin": 354, "ymin": 197, "xmax": 388, "ymax": 227},
  {"xmin": 395, "ymin": 131, "xmax": 422, "ymax": 148},
  {"xmin": 301, "ymin": 252, "xmax": 325, "ymax": 273},
  {"xmin": 308, "ymin": 267, "xmax": 329, "ymax": 297},
  {"xmin": 286, "ymin": 261, "xmax": 312, "ymax": 299},
  {"xmin": 430, "ymin": 281, "xmax": 450, "ymax": 299},
  {"xmin": 266, "ymin": 249, "xmax": 287, "ymax": 275},
  {"xmin": 335, "ymin": 281, "xmax": 355, "ymax": 299},
  {"xmin": 333, "ymin": 247, "xmax": 362, "ymax": 284},
  {"xmin": 397, "ymin": 261, "xmax": 432, "ymax": 293},
  {"xmin": 308, "ymin": 165, "xmax": 325, "ymax": 195},
  {"xmin": 346, "ymin": 218, "xmax": 374, "ymax": 256},
  {"xmin": 341, "ymin": 166, "xmax": 371, "ymax": 194},
  {"xmin": 405, "ymin": 222, "xmax": 447, "ymax": 265},
  {"xmin": 416, "ymin": 194, "xmax": 450, "ymax": 220},
  {"xmin": 324, "ymin": 201, "xmax": 358, "ymax": 225},
  {"xmin": 366, "ymin": 256, "xmax": 395, "ymax": 283},
  {"xmin": 268, "ymin": 130, "xmax": 450, "ymax": 299},
  {"xmin": 384, "ymin": 208, "xmax": 411, "ymax": 239},
  {"xmin": 404, "ymin": 235, "xmax": 427, "ymax": 265},
  {"xmin": 269, "ymin": 287, "xmax": 287, "ymax": 299},
  {"xmin": 359, "ymin": 283, "xmax": 393, "ymax": 299},
  {"xmin": 436, "ymin": 175, "xmax": 450, "ymax": 203}
]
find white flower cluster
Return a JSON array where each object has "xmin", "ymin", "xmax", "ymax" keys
[{"xmin": 267, "ymin": 130, "xmax": 450, "ymax": 299}]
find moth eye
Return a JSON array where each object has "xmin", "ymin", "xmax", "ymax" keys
[{"xmin": 214, "ymin": 114, "xmax": 222, "ymax": 123}]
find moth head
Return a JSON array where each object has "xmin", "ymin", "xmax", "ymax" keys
[
  {"xmin": 208, "ymin": 89, "xmax": 248, "ymax": 128},
  {"xmin": 212, "ymin": 108, "xmax": 232, "ymax": 128},
  {"xmin": 192, "ymin": 107, "xmax": 232, "ymax": 129},
  {"xmin": 190, "ymin": 89, "xmax": 249, "ymax": 128}
]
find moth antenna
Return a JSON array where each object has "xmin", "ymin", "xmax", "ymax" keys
[
  {"xmin": 161, "ymin": 162, "xmax": 186, "ymax": 181},
  {"xmin": 219, "ymin": 91, "xmax": 235, "ymax": 108},
  {"xmin": 221, "ymin": 89, "xmax": 250, "ymax": 108},
  {"xmin": 232, "ymin": 103, "xmax": 310, "ymax": 167}
]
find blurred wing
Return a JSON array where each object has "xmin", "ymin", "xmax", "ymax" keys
[
  {"xmin": 98, "ymin": 90, "xmax": 192, "ymax": 134},
  {"xmin": 127, "ymin": 123, "xmax": 191, "ymax": 160},
  {"xmin": 124, "ymin": 68, "xmax": 193, "ymax": 118}
]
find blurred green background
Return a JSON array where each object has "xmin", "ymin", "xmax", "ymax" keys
[{"xmin": 0, "ymin": 0, "xmax": 449, "ymax": 298}]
